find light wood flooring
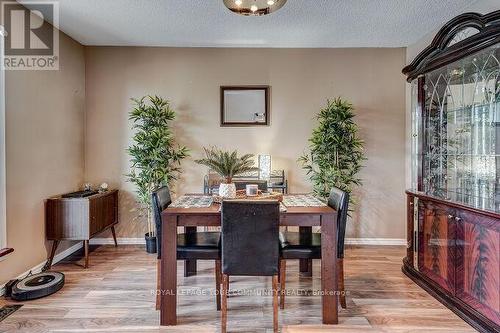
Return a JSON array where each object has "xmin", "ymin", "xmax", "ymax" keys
[{"xmin": 0, "ymin": 245, "xmax": 476, "ymax": 333}]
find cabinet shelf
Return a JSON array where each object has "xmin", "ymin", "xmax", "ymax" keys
[{"xmin": 441, "ymin": 102, "xmax": 500, "ymax": 115}]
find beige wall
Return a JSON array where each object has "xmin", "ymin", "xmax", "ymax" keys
[
  {"xmin": 1, "ymin": 31, "xmax": 85, "ymax": 285},
  {"xmin": 85, "ymin": 47, "xmax": 407, "ymax": 240}
]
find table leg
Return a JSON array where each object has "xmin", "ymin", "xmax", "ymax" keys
[
  {"xmin": 321, "ymin": 213, "xmax": 338, "ymax": 324},
  {"xmin": 160, "ymin": 213, "xmax": 178, "ymax": 325},
  {"xmin": 299, "ymin": 226, "xmax": 313, "ymax": 277},
  {"xmin": 184, "ymin": 226, "xmax": 197, "ymax": 277},
  {"xmin": 156, "ymin": 259, "xmax": 161, "ymax": 310}
]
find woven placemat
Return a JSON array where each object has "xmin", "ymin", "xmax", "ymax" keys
[
  {"xmin": 170, "ymin": 196, "xmax": 213, "ymax": 208},
  {"xmin": 213, "ymin": 190, "xmax": 283, "ymax": 203},
  {"xmin": 282, "ymin": 194, "xmax": 326, "ymax": 207}
]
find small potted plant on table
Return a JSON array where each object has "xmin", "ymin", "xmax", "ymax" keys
[{"xmin": 196, "ymin": 147, "xmax": 259, "ymax": 198}]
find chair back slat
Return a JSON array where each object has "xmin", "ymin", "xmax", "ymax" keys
[
  {"xmin": 221, "ymin": 201, "xmax": 280, "ymax": 276},
  {"xmin": 327, "ymin": 187, "xmax": 349, "ymax": 259},
  {"xmin": 152, "ymin": 186, "xmax": 172, "ymax": 259}
]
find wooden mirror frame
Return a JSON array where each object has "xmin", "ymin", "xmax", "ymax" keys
[{"xmin": 220, "ymin": 86, "xmax": 270, "ymax": 127}]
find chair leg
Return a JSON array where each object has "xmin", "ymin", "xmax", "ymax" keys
[
  {"xmin": 338, "ymin": 258, "xmax": 346, "ymax": 309},
  {"xmin": 221, "ymin": 274, "xmax": 229, "ymax": 333},
  {"xmin": 215, "ymin": 260, "xmax": 221, "ymax": 311},
  {"xmin": 279, "ymin": 260, "xmax": 286, "ymax": 309},
  {"xmin": 156, "ymin": 259, "xmax": 161, "ymax": 310},
  {"xmin": 272, "ymin": 275, "xmax": 279, "ymax": 333}
]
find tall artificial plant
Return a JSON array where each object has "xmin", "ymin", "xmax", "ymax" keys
[
  {"xmin": 299, "ymin": 97, "xmax": 365, "ymax": 205},
  {"xmin": 126, "ymin": 95, "xmax": 189, "ymax": 236}
]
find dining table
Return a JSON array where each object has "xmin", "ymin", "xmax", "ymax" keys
[{"xmin": 159, "ymin": 194, "xmax": 339, "ymax": 326}]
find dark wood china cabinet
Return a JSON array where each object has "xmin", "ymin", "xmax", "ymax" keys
[{"xmin": 403, "ymin": 11, "xmax": 500, "ymax": 333}]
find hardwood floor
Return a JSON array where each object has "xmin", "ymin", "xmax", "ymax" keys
[{"xmin": 0, "ymin": 245, "xmax": 476, "ymax": 333}]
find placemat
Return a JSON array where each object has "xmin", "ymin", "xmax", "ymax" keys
[
  {"xmin": 282, "ymin": 194, "xmax": 326, "ymax": 207},
  {"xmin": 170, "ymin": 195, "xmax": 213, "ymax": 208}
]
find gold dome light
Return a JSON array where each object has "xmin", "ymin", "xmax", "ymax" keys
[{"xmin": 223, "ymin": 0, "xmax": 287, "ymax": 16}]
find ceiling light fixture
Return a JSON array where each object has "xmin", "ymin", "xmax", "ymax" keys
[{"xmin": 223, "ymin": 0, "xmax": 287, "ymax": 16}]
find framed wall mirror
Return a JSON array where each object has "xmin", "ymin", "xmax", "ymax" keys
[{"xmin": 220, "ymin": 86, "xmax": 270, "ymax": 126}]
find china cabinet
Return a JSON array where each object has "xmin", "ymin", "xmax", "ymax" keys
[{"xmin": 403, "ymin": 11, "xmax": 500, "ymax": 333}]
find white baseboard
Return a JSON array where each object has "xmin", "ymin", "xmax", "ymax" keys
[
  {"xmin": 0, "ymin": 241, "xmax": 83, "ymax": 296},
  {"xmin": 345, "ymin": 238, "xmax": 406, "ymax": 246},
  {"xmin": 90, "ymin": 237, "xmax": 146, "ymax": 245},
  {"xmin": 91, "ymin": 237, "xmax": 406, "ymax": 246}
]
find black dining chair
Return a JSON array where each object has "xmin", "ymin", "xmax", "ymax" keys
[
  {"xmin": 279, "ymin": 187, "xmax": 349, "ymax": 309},
  {"xmin": 234, "ymin": 180, "xmax": 268, "ymax": 192},
  {"xmin": 152, "ymin": 186, "xmax": 222, "ymax": 310},
  {"xmin": 220, "ymin": 200, "xmax": 280, "ymax": 333}
]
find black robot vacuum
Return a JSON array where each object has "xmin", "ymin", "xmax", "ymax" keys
[{"xmin": 8, "ymin": 271, "xmax": 64, "ymax": 301}]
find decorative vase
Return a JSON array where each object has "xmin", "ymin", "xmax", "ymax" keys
[{"xmin": 219, "ymin": 183, "xmax": 237, "ymax": 198}]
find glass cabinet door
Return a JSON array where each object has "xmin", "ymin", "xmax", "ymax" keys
[{"xmin": 419, "ymin": 44, "xmax": 500, "ymax": 212}]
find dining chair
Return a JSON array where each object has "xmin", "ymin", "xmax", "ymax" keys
[
  {"xmin": 234, "ymin": 180, "xmax": 268, "ymax": 192},
  {"xmin": 279, "ymin": 187, "xmax": 349, "ymax": 309},
  {"xmin": 220, "ymin": 200, "xmax": 280, "ymax": 333},
  {"xmin": 152, "ymin": 186, "xmax": 222, "ymax": 310}
]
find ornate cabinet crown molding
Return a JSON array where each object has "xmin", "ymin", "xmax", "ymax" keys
[{"xmin": 403, "ymin": 10, "xmax": 500, "ymax": 82}]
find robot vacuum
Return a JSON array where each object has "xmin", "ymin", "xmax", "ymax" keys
[{"xmin": 10, "ymin": 271, "xmax": 65, "ymax": 301}]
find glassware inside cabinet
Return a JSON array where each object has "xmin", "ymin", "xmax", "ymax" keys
[{"xmin": 419, "ymin": 44, "xmax": 500, "ymax": 212}]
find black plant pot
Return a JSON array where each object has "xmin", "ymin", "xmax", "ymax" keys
[{"xmin": 145, "ymin": 232, "xmax": 157, "ymax": 254}]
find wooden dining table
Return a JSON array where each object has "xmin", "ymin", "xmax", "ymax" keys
[{"xmin": 159, "ymin": 195, "xmax": 338, "ymax": 326}]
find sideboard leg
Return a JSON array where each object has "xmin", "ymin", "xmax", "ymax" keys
[
  {"xmin": 44, "ymin": 240, "xmax": 60, "ymax": 271},
  {"xmin": 84, "ymin": 240, "xmax": 89, "ymax": 269},
  {"xmin": 111, "ymin": 226, "xmax": 118, "ymax": 247}
]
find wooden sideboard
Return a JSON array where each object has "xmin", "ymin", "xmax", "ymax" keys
[
  {"xmin": 404, "ymin": 191, "xmax": 500, "ymax": 333},
  {"xmin": 45, "ymin": 190, "xmax": 119, "ymax": 268}
]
